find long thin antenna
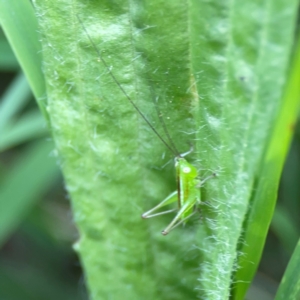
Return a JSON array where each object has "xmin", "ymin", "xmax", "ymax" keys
[
  {"xmin": 148, "ymin": 82, "xmax": 180, "ymax": 157},
  {"xmin": 77, "ymin": 15, "xmax": 178, "ymax": 157}
]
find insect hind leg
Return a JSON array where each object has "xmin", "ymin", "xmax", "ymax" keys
[
  {"xmin": 161, "ymin": 210, "xmax": 198, "ymax": 235},
  {"xmin": 141, "ymin": 191, "xmax": 177, "ymax": 219}
]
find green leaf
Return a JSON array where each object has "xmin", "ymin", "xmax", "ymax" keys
[
  {"xmin": 33, "ymin": 1, "xmax": 299, "ymax": 299},
  {"xmin": 0, "ymin": 0, "xmax": 48, "ymax": 121}
]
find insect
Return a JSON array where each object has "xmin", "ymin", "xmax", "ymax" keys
[{"xmin": 77, "ymin": 16, "xmax": 215, "ymax": 235}]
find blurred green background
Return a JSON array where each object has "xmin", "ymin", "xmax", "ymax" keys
[
  {"xmin": 0, "ymin": 22, "xmax": 299, "ymax": 300},
  {"xmin": 0, "ymin": 28, "xmax": 88, "ymax": 300}
]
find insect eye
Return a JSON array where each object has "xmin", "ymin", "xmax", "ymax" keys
[{"xmin": 183, "ymin": 166, "xmax": 191, "ymax": 173}]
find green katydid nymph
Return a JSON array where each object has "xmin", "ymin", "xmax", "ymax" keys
[
  {"xmin": 77, "ymin": 16, "xmax": 215, "ymax": 235},
  {"xmin": 142, "ymin": 155, "xmax": 211, "ymax": 235}
]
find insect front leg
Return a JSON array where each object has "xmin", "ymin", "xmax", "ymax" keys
[{"xmin": 196, "ymin": 172, "xmax": 217, "ymax": 188}]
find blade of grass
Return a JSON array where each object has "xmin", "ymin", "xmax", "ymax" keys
[
  {"xmin": 0, "ymin": 31, "xmax": 19, "ymax": 70},
  {"xmin": 0, "ymin": 109, "xmax": 48, "ymax": 151},
  {"xmin": 275, "ymin": 239, "xmax": 300, "ymax": 300},
  {"xmin": 0, "ymin": 72, "xmax": 32, "ymax": 131},
  {"xmin": 232, "ymin": 32, "xmax": 300, "ymax": 299},
  {"xmin": 0, "ymin": 139, "xmax": 60, "ymax": 246},
  {"xmin": 0, "ymin": 0, "xmax": 48, "ymax": 121},
  {"xmin": 271, "ymin": 206, "xmax": 299, "ymax": 254}
]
